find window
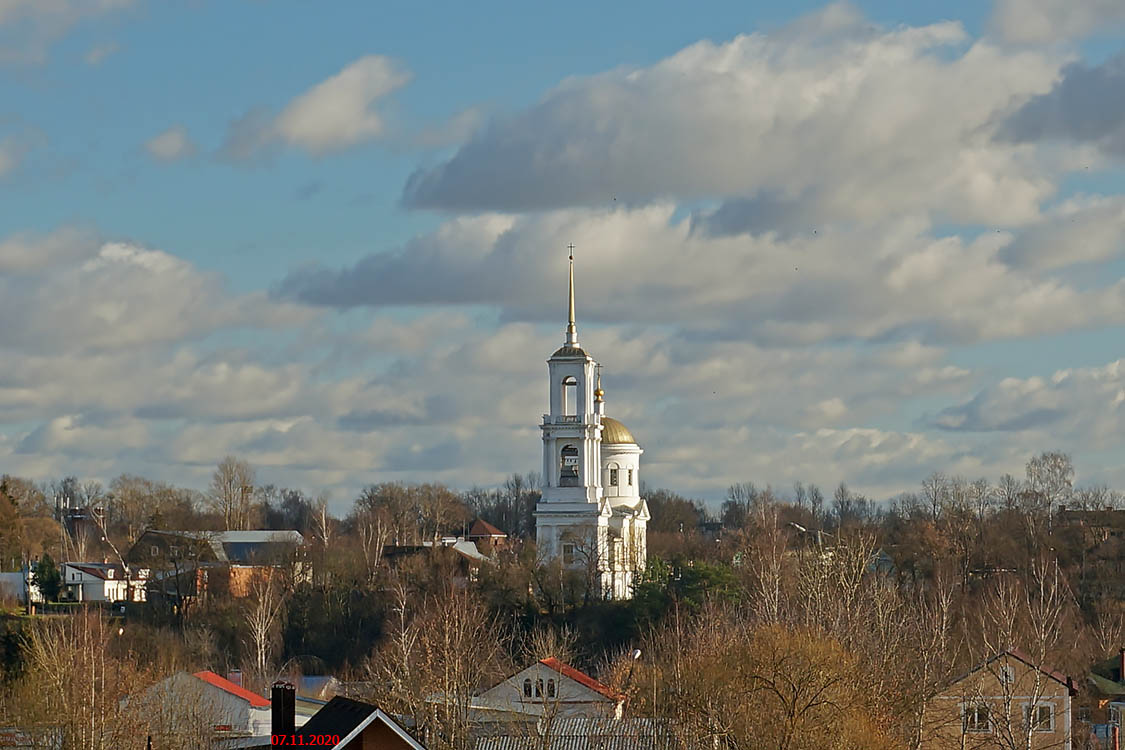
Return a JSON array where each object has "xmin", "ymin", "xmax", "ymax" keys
[
  {"xmin": 562, "ymin": 376, "xmax": 577, "ymax": 417},
  {"xmin": 1077, "ymin": 706, "xmax": 1091, "ymax": 723},
  {"xmin": 523, "ymin": 679, "xmax": 532, "ymax": 698},
  {"xmin": 609, "ymin": 468, "xmax": 619, "ymax": 486},
  {"xmin": 1024, "ymin": 703, "xmax": 1053, "ymax": 732},
  {"xmin": 535, "ymin": 679, "xmax": 544, "ymax": 698},
  {"xmin": 1111, "ymin": 705, "xmax": 1122, "ymax": 725},
  {"xmin": 628, "ymin": 468, "xmax": 633, "ymax": 486},
  {"xmin": 547, "ymin": 679, "xmax": 556, "ymax": 698},
  {"xmin": 560, "ymin": 445, "xmax": 579, "ymax": 487},
  {"xmin": 962, "ymin": 704, "xmax": 990, "ymax": 733},
  {"xmin": 562, "ymin": 543, "xmax": 576, "ymax": 565},
  {"xmin": 999, "ymin": 665, "xmax": 1015, "ymax": 685}
]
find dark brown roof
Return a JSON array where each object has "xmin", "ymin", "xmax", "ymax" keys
[
  {"xmin": 468, "ymin": 519, "xmax": 507, "ymax": 538},
  {"xmin": 298, "ymin": 696, "xmax": 375, "ymax": 739}
]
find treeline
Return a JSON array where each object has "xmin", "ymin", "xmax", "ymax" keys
[{"xmin": 3, "ymin": 450, "xmax": 1125, "ymax": 750}]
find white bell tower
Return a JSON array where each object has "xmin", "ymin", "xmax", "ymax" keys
[{"xmin": 536, "ymin": 247, "xmax": 611, "ymax": 571}]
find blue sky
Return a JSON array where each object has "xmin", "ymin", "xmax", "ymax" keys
[{"xmin": 3, "ymin": 0, "xmax": 1125, "ymax": 510}]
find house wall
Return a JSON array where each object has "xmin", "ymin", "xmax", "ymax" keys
[
  {"xmin": 927, "ymin": 655, "xmax": 1072, "ymax": 750},
  {"xmin": 476, "ymin": 664, "xmax": 617, "ymax": 720}
]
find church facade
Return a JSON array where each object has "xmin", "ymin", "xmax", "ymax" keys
[{"xmin": 535, "ymin": 252, "xmax": 649, "ymax": 600}]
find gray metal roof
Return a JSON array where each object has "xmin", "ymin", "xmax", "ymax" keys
[{"xmin": 474, "ymin": 719, "xmax": 678, "ymax": 750}]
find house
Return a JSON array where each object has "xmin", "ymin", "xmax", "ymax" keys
[
  {"xmin": 60, "ymin": 562, "xmax": 147, "ymax": 602},
  {"xmin": 466, "ymin": 520, "xmax": 509, "ymax": 554},
  {"xmin": 136, "ymin": 670, "xmax": 271, "ymax": 739},
  {"xmin": 126, "ymin": 530, "xmax": 304, "ymax": 603},
  {"xmin": 1076, "ymin": 648, "xmax": 1125, "ymax": 748},
  {"xmin": 926, "ymin": 649, "xmax": 1076, "ymax": 750},
  {"xmin": 473, "ymin": 658, "xmax": 625, "ymax": 721},
  {"xmin": 255, "ymin": 694, "xmax": 426, "ymax": 750}
]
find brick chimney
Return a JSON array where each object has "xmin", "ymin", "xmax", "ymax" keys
[
  {"xmin": 227, "ymin": 669, "xmax": 242, "ymax": 687},
  {"xmin": 272, "ymin": 682, "xmax": 295, "ymax": 737}
]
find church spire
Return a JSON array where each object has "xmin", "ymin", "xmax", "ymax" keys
[{"xmin": 566, "ymin": 243, "xmax": 578, "ymax": 345}]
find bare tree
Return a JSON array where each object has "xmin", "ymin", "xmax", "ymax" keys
[
  {"xmin": 208, "ymin": 456, "xmax": 256, "ymax": 530},
  {"xmin": 245, "ymin": 568, "xmax": 290, "ymax": 679}
]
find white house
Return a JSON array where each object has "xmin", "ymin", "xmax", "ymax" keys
[
  {"xmin": 61, "ymin": 562, "xmax": 147, "ymax": 602},
  {"xmin": 138, "ymin": 671, "xmax": 272, "ymax": 738},
  {"xmin": 474, "ymin": 658, "xmax": 625, "ymax": 721},
  {"xmin": 536, "ymin": 251, "xmax": 649, "ymax": 600}
]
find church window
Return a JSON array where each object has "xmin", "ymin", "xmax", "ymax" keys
[
  {"xmin": 562, "ymin": 543, "xmax": 576, "ymax": 565},
  {"xmin": 562, "ymin": 376, "xmax": 577, "ymax": 417},
  {"xmin": 523, "ymin": 679, "xmax": 532, "ymax": 698},
  {"xmin": 560, "ymin": 445, "xmax": 579, "ymax": 486},
  {"xmin": 609, "ymin": 468, "xmax": 618, "ymax": 486},
  {"xmin": 547, "ymin": 679, "xmax": 556, "ymax": 698},
  {"xmin": 628, "ymin": 468, "xmax": 633, "ymax": 486}
]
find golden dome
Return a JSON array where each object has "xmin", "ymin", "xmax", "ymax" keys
[{"xmin": 600, "ymin": 416, "xmax": 636, "ymax": 445}]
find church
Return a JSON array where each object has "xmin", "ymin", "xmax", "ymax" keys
[{"xmin": 534, "ymin": 251, "xmax": 649, "ymax": 600}]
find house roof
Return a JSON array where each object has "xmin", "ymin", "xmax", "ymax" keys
[
  {"xmin": 475, "ymin": 719, "xmax": 674, "ymax": 750},
  {"xmin": 298, "ymin": 697, "xmax": 425, "ymax": 750},
  {"xmin": 538, "ymin": 658, "xmax": 625, "ymax": 702},
  {"xmin": 468, "ymin": 519, "xmax": 507, "ymax": 538},
  {"xmin": 193, "ymin": 671, "xmax": 271, "ymax": 707},
  {"xmin": 134, "ymin": 530, "xmax": 304, "ymax": 564},
  {"xmin": 64, "ymin": 563, "xmax": 126, "ymax": 580},
  {"xmin": 950, "ymin": 649, "xmax": 1075, "ymax": 694}
]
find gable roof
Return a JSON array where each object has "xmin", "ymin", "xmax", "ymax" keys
[
  {"xmin": 193, "ymin": 671, "xmax": 271, "ymax": 707},
  {"xmin": 539, "ymin": 658, "xmax": 624, "ymax": 702},
  {"xmin": 298, "ymin": 697, "xmax": 426, "ymax": 750},
  {"xmin": 468, "ymin": 519, "xmax": 507, "ymax": 538},
  {"xmin": 64, "ymin": 563, "xmax": 126, "ymax": 580},
  {"xmin": 950, "ymin": 649, "xmax": 1075, "ymax": 694},
  {"xmin": 133, "ymin": 530, "xmax": 304, "ymax": 564}
]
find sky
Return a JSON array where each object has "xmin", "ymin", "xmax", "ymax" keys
[{"xmin": 3, "ymin": 0, "xmax": 1125, "ymax": 512}]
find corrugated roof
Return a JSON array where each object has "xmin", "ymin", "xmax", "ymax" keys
[
  {"xmin": 475, "ymin": 719, "xmax": 676, "ymax": 750},
  {"xmin": 193, "ymin": 671, "xmax": 271, "ymax": 707},
  {"xmin": 539, "ymin": 658, "xmax": 624, "ymax": 702}
]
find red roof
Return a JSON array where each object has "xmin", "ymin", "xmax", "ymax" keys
[
  {"xmin": 468, "ymin": 519, "xmax": 507, "ymax": 538},
  {"xmin": 539, "ymin": 658, "xmax": 624, "ymax": 701},
  {"xmin": 193, "ymin": 671, "xmax": 271, "ymax": 707}
]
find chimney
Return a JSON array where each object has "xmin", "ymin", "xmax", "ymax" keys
[
  {"xmin": 227, "ymin": 669, "xmax": 243, "ymax": 687},
  {"xmin": 272, "ymin": 682, "xmax": 296, "ymax": 738}
]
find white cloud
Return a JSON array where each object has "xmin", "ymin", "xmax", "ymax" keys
[
  {"xmin": 992, "ymin": 0, "xmax": 1125, "ymax": 43},
  {"xmin": 0, "ymin": 136, "xmax": 21, "ymax": 177},
  {"xmin": 933, "ymin": 359, "xmax": 1125, "ymax": 448},
  {"xmin": 403, "ymin": 5, "xmax": 1059, "ymax": 227},
  {"xmin": 84, "ymin": 41, "xmax": 119, "ymax": 65},
  {"xmin": 999, "ymin": 195, "xmax": 1125, "ymax": 270},
  {"xmin": 0, "ymin": 228, "xmax": 314, "ymax": 353},
  {"xmin": 277, "ymin": 204, "xmax": 1125, "ymax": 347},
  {"xmin": 0, "ymin": 0, "xmax": 135, "ymax": 65},
  {"xmin": 144, "ymin": 125, "xmax": 195, "ymax": 162},
  {"xmin": 221, "ymin": 55, "xmax": 409, "ymax": 159}
]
